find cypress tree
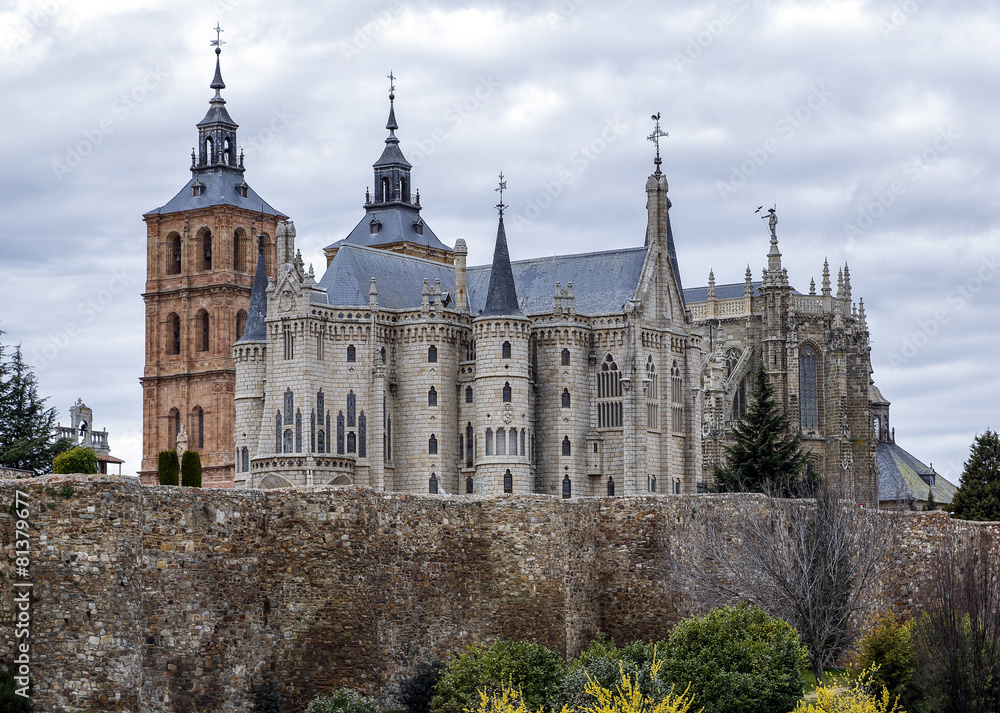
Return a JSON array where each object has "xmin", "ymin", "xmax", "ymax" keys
[
  {"xmin": 181, "ymin": 450, "xmax": 202, "ymax": 487},
  {"xmin": 714, "ymin": 359, "xmax": 808, "ymax": 495},
  {"xmin": 949, "ymin": 429, "xmax": 1000, "ymax": 521},
  {"xmin": 158, "ymin": 450, "xmax": 179, "ymax": 486}
]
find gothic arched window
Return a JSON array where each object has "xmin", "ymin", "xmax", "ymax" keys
[
  {"xmin": 466, "ymin": 476, "xmax": 474, "ymax": 494},
  {"xmin": 562, "ymin": 388, "xmax": 571, "ymax": 408},
  {"xmin": 167, "ymin": 233, "xmax": 181, "ymax": 275},
  {"xmin": 428, "ymin": 386, "xmax": 438, "ymax": 407},
  {"xmin": 347, "ymin": 431, "xmax": 356, "ymax": 453},
  {"xmin": 563, "ymin": 475, "xmax": 571, "ymax": 499},
  {"xmin": 168, "ymin": 313, "xmax": 181, "ymax": 355},
  {"xmin": 169, "ymin": 408, "xmax": 180, "ymax": 450},
  {"xmin": 562, "ymin": 436, "xmax": 571, "ymax": 456},
  {"xmin": 465, "ymin": 386, "xmax": 473, "ymax": 403},
  {"xmin": 197, "ymin": 310, "xmax": 210, "ymax": 352},
  {"xmin": 597, "ymin": 354, "xmax": 622, "ymax": 428},
  {"xmin": 233, "ymin": 228, "xmax": 246, "ymax": 272},
  {"xmin": 201, "ymin": 230, "xmax": 213, "ymax": 271},
  {"xmin": 496, "ymin": 428, "xmax": 506, "ymax": 456},
  {"xmin": 359, "ymin": 412, "xmax": 366, "ymax": 458},
  {"xmin": 284, "ymin": 389, "xmax": 294, "ymax": 425},
  {"xmin": 509, "ymin": 428, "xmax": 517, "ymax": 456},
  {"xmin": 485, "ymin": 428, "xmax": 493, "ymax": 456},
  {"xmin": 235, "ymin": 310, "xmax": 247, "ymax": 341},
  {"xmin": 502, "ymin": 341, "xmax": 511, "ymax": 359},
  {"xmin": 275, "ymin": 411, "xmax": 282, "ymax": 453},
  {"xmin": 502, "ymin": 382, "xmax": 511, "ymax": 403},
  {"xmin": 607, "ymin": 477, "xmax": 615, "ymax": 496},
  {"xmin": 466, "ymin": 423, "xmax": 474, "ymax": 466},
  {"xmin": 561, "ymin": 348, "xmax": 570, "ymax": 366},
  {"xmin": 347, "ymin": 391, "xmax": 356, "ymax": 426},
  {"xmin": 337, "ymin": 412, "xmax": 345, "ymax": 455},
  {"xmin": 428, "ymin": 434, "xmax": 438, "ymax": 455},
  {"xmin": 347, "ymin": 344, "xmax": 356, "ymax": 362},
  {"xmin": 503, "ymin": 469, "xmax": 513, "ymax": 493},
  {"xmin": 429, "ymin": 474, "xmax": 438, "ymax": 494},
  {"xmin": 428, "ymin": 345, "xmax": 437, "ymax": 363},
  {"xmin": 800, "ymin": 344, "xmax": 819, "ymax": 430},
  {"xmin": 193, "ymin": 406, "xmax": 204, "ymax": 449},
  {"xmin": 295, "ymin": 410, "xmax": 302, "ymax": 453}
]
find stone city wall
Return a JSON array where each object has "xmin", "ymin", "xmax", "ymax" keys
[{"xmin": 1, "ymin": 474, "xmax": 994, "ymax": 713}]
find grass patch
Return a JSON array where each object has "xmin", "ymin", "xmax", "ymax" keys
[{"xmin": 800, "ymin": 667, "xmax": 846, "ymax": 693}]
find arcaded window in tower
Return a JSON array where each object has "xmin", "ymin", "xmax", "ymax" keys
[
  {"xmin": 561, "ymin": 348, "xmax": 570, "ymax": 366},
  {"xmin": 428, "ymin": 386, "xmax": 438, "ymax": 406},
  {"xmin": 168, "ymin": 313, "xmax": 181, "ymax": 355},
  {"xmin": 562, "ymin": 388, "xmax": 571, "ymax": 408},
  {"xmin": 233, "ymin": 228, "xmax": 246, "ymax": 272},
  {"xmin": 428, "ymin": 434, "xmax": 438, "ymax": 454},
  {"xmin": 428, "ymin": 345, "xmax": 437, "ymax": 363},
  {"xmin": 167, "ymin": 233, "xmax": 181, "ymax": 275},
  {"xmin": 502, "ymin": 382, "xmax": 511, "ymax": 403},
  {"xmin": 347, "ymin": 344, "xmax": 356, "ymax": 362},
  {"xmin": 235, "ymin": 310, "xmax": 247, "ymax": 341},
  {"xmin": 597, "ymin": 354, "xmax": 622, "ymax": 428},
  {"xmin": 800, "ymin": 343, "xmax": 819, "ymax": 430},
  {"xmin": 502, "ymin": 341, "xmax": 511, "ymax": 359},
  {"xmin": 197, "ymin": 310, "xmax": 210, "ymax": 352},
  {"xmin": 193, "ymin": 406, "xmax": 204, "ymax": 449},
  {"xmin": 503, "ymin": 469, "xmax": 513, "ymax": 493},
  {"xmin": 465, "ymin": 386, "xmax": 473, "ymax": 403},
  {"xmin": 201, "ymin": 231, "xmax": 213, "ymax": 271}
]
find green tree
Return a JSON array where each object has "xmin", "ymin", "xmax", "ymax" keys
[
  {"xmin": 158, "ymin": 450, "xmax": 179, "ymax": 486},
  {"xmin": 714, "ymin": 359, "xmax": 808, "ymax": 495},
  {"xmin": 0, "ymin": 665, "xmax": 34, "ymax": 713},
  {"xmin": 181, "ymin": 450, "xmax": 202, "ymax": 487},
  {"xmin": 431, "ymin": 639, "xmax": 565, "ymax": 713},
  {"xmin": 658, "ymin": 603, "xmax": 806, "ymax": 713},
  {"xmin": 0, "ymin": 342, "xmax": 72, "ymax": 474},
  {"xmin": 848, "ymin": 613, "xmax": 920, "ymax": 711},
  {"xmin": 948, "ymin": 429, "xmax": 1000, "ymax": 521},
  {"xmin": 52, "ymin": 446, "xmax": 99, "ymax": 474}
]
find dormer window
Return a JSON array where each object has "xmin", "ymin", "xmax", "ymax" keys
[
  {"xmin": 413, "ymin": 219, "xmax": 424, "ymax": 236},
  {"xmin": 239, "ymin": 181, "xmax": 249, "ymax": 198},
  {"xmin": 370, "ymin": 218, "xmax": 381, "ymax": 235},
  {"xmin": 192, "ymin": 179, "xmax": 204, "ymax": 197}
]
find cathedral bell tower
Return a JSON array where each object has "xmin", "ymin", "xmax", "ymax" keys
[{"xmin": 139, "ymin": 29, "xmax": 287, "ymax": 485}]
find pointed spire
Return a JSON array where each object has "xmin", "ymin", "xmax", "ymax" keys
[
  {"xmin": 837, "ymin": 267, "xmax": 844, "ymax": 298},
  {"xmin": 821, "ymin": 258, "xmax": 831, "ymax": 297},
  {"xmin": 386, "ymin": 70, "xmax": 398, "ymax": 133},
  {"xmin": 809, "ymin": 277, "xmax": 816, "ymax": 296},
  {"xmin": 843, "ymin": 263, "xmax": 852, "ymax": 300},
  {"xmin": 707, "ymin": 269, "xmax": 716, "ymax": 301},
  {"xmin": 238, "ymin": 233, "xmax": 268, "ymax": 343},
  {"xmin": 744, "ymin": 265, "xmax": 754, "ymax": 296},
  {"xmin": 195, "ymin": 24, "xmax": 239, "ymax": 171},
  {"xmin": 482, "ymin": 174, "xmax": 522, "ymax": 317}
]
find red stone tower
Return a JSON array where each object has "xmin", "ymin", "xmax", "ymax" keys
[{"xmin": 139, "ymin": 40, "xmax": 286, "ymax": 485}]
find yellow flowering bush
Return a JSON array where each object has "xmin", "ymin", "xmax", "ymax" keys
[{"xmin": 792, "ymin": 667, "xmax": 903, "ymax": 713}]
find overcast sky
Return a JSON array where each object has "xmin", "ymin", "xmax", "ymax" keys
[{"xmin": 0, "ymin": 0, "xmax": 997, "ymax": 481}]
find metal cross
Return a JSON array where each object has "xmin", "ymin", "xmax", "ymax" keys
[
  {"xmin": 387, "ymin": 71, "xmax": 396, "ymax": 97},
  {"xmin": 211, "ymin": 23, "xmax": 225, "ymax": 50},
  {"xmin": 495, "ymin": 171, "xmax": 507, "ymax": 218},
  {"xmin": 647, "ymin": 113, "xmax": 668, "ymax": 173}
]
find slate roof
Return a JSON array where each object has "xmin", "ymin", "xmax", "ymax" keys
[
  {"xmin": 324, "ymin": 205, "xmax": 450, "ymax": 254},
  {"xmin": 145, "ymin": 169, "xmax": 284, "ymax": 217},
  {"xmin": 316, "ymin": 244, "xmax": 455, "ymax": 309},
  {"xmin": 684, "ymin": 282, "xmax": 762, "ymax": 302},
  {"xmin": 468, "ymin": 247, "xmax": 647, "ymax": 316},
  {"xmin": 878, "ymin": 440, "xmax": 958, "ymax": 504},
  {"xmin": 237, "ymin": 242, "xmax": 269, "ymax": 342},
  {"xmin": 481, "ymin": 217, "xmax": 522, "ymax": 317}
]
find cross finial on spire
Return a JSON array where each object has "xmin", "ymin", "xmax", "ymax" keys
[
  {"xmin": 647, "ymin": 112, "xmax": 668, "ymax": 175},
  {"xmin": 387, "ymin": 70, "xmax": 396, "ymax": 99},
  {"xmin": 495, "ymin": 171, "xmax": 507, "ymax": 218},
  {"xmin": 211, "ymin": 23, "xmax": 225, "ymax": 54}
]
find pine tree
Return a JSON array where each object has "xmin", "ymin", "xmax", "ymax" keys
[
  {"xmin": 0, "ymin": 343, "xmax": 71, "ymax": 474},
  {"xmin": 181, "ymin": 450, "xmax": 202, "ymax": 487},
  {"xmin": 714, "ymin": 359, "xmax": 808, "ymax": 495},
  {"xmin": 949, "ymin": 429, "xmax": 1000, "ymax": 521},
  {"xmin": 158, "ymin": 450, "xmax": 179, "ymax": 486}
]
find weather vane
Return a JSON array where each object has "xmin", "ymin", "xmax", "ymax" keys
[
  {"xmin": 211, "ymin": 23, "xmax": 225, "ymax": 53},
  {"xmin": 755, "ymin": 204, "xmax": 778, "ymax": 236},
  {"xmin": 495, "ymin": 171, "xmax": 507, "ymax": 218},
  {"xmin": 387, "ymin": 70, "xmax": 396, "ymax": 99},
  {"xmin": 647, "ymin": 113, "xmax": 668, "ymax": 174}
]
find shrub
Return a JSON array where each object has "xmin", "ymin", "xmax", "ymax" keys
[
  {"xmin": 399, "ymin": 659, "xmax": 445, "ymax": 713},
  {"xmin": 181, "ymin": 450, "xmax": 203, "ymax": 487},
  {"xmin": 249, "ymin": 674, "xmax": 283, "ymax": 713},
  {"xmin": 430, "ymin": 640, "xmax": 565, "ymax": 713},
  {"xmin": 52, "ymin": 446, "xmax": 98, "ymax": 475},
  {"xmin": 306, "ymin": 687, "xmax": 379, "ymax": 713},
  {"xmin": 0, "ymin": 666, "xmax": 34, "ymax": 713},
  {"xmin": 792, "ymin": 666, "xmax": 900, "ymax": 713},
  {"xmin": 158, "ymin": 450, "xmax": 179, "ymax": 486},
  {"xmin": 561, "ymin": 635, "xmax": 667, "ymax": 708},
  {"xmin": 849, "ymin": 614, "xmax": 919, "ymax": 710},
  {"xmin": 657, "ymin": 603, "xmax": 806, "ymax": 713}
]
